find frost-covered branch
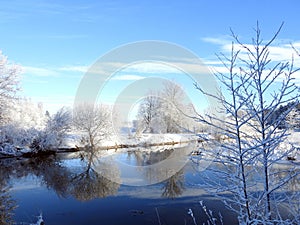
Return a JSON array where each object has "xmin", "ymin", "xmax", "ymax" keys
[{"xmin": 195, "ymin": 23, "xmax": 300, "ymax": 224}]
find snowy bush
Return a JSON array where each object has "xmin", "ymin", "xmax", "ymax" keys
[
  {"xmin": 0, "ymin": 143, "xmax": 17, "ymax": 156},
  {"xmin": 0, "ymin": 51, "xmax": 72, "ymax": 155},
  {"xmin": 30, "ymin": 107, "xmax": 71, "ymax": 152},
  {"xmin": 0, "ymin": 107, "xmax": 71, "ymax": 154},
  {"xmin": 0, "ymin": 125, "xmax": 38, "ymax": 148}
]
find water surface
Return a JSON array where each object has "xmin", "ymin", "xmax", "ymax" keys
[{"xmin": 2, "ymin": 143, "xmax": 297, "ymax": 224}]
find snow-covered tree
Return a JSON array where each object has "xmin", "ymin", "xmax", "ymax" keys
[
  {"xmin": 7, "ymin": 98, "xmax": 46, "ymax": 130},
  {"xmin": 136, "ymin": 81, "xmax": 196, "ymax": 133},
  {"xmin": 137, "ymin": 92, "xmax": 161, "ymax": 133},
  {"xmin": 286, "ymin": 103, "xmax": 300, "ymax": 129},
  {"xmin": 196, "ymin": 23, "xmax": 300, "ymax": 224},
  {"xmin": 73, "ymin": 103, "xmax": 112, "ymax": 149},
  {"xmin": 0, "ymin": 99, "xmax": 47, "ymax": 154},
  {"xmin": 0, "ymin": 51, "xmax": 20, "ymax": 126},
  {"xmin": 0, "ymin": 104, "xmax": 71, "ymax": 154},
  {"xmin": 0, "ymin": 51, "xmax": 72, "ymax": 155},
  {"xmin": 31, "ymin": 107, "xmax": 72, "ymax": 151},
  {"xmin": 160, "ymin": 80, "xmax": 186, "ymax": 133}
]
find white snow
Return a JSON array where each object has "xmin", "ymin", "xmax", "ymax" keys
[
  {"xmin": 61, "ymin": 132, "xmax": 197, "ymax": 149},
  {"xmin": 1, "ymin": 124, "xmax": 300, "ymax": 166},
  {"xmin": 29, "ymin": 213, "xmax": 44, "ymax": 225}
]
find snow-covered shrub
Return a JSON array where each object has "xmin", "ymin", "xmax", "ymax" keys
[
  {"xmin": 0, "ymin": 143, "xmax": 17, "ymax": 156},
  {"xmin": 0, "ymin": 107, "xmax": 71, "ymax": 154},
  {"xmin": 0, "ymin": 98, "xmax": 47, "ymax": 154},
  {"xmin": 30, "ymin": 107, "xmax": 71, "ymax": 152},
  {"xmin": 0, "ymin": 124, "xmax": 38, "ymax": 148}
]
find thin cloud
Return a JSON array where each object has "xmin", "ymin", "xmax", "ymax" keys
[
  {"xmin": 111, "ymin": 74, "xmax": 144, "ymax": 81},
  {"xmin": 59, "ymin": 66, "xmax": 88, "ymax": 73},
  {"xmin": 203, "ymin": 35, "xmax": 300, "ymax": 83},
  {"xmin": 127, "ymin": 62, "xmax": 181, "ymax": 74},
  {"xmin": 19, "ymin": 34, "xmax": 89, "ymax": 40},
  {"xmin": 0, "ymin": 1, "xmax": 137, "ymax": 24},
  {"xmin": 23, "ymin": 66, "xmax": 59, "ymax": 77},
  {"xmin": 202, "ymin": 36, "xmax": 231, "ymax": 45},
  {"xmin": 203, "ymin": 35, "xmax": 300, "ymax": 63},
  {"xmin": 222, "ymin": 42, "xmax": 300, "ymax": 67},
  {"xmin": 61, "ymin": 60, "xmax": 214, "ymax": 77}
]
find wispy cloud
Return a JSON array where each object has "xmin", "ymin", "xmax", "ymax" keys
[
  {"xmin": 127, "ymin": 62, "xmax": 180, "ymax": 74},
  {"xmin": 0, "ymin": 1, "xmax": 137, "ymax": 24},
  {"xmin": 202, "ymin": 36, "xmax": 300, "ymax": 81},
  {"xmin": 202, "ymin": 36, "xmax": 231, "ymax": 45},
  {"xmin": 222, "ymin": 42, "xmax": 300, "ymax": 64},
  {"xmin": 59, "ymin": 65, "xmax": 88, "ymax": 73},
  {"xmin": 19, "ymin": 34, "xmax": 89, "ymax": 40},
  {"xmin": 23, "ymin": 66, "xmax": 60, "ymax": 77},
  {"xmin": 111, "ymin": 74, "xmax": 144, "ymax": 81},
  {"xmin": 22, "ymin": 64, "xmax": 90, "ymax": 77},
  {"xmin": 204, "ymin": 36, "xmax": 300, "ymax": 64}
]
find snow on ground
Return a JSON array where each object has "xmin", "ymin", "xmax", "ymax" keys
[
  {"xmin": 117, "ymin": 133, "xmax": 197, "ymax": 146},
  {"xmin": 190, "ymin": 130, "xmax": 300, "ymax": 166},
  {"xmin": 62, "ymin": 132, "xmax": 198, "ymax": 149},
  {"xmin": 0, "ymin": 132, "xmax": 198, "ymax": 157},
  {"xmin": 287, "ymin": 131, "xmax": 300, "ymax": 147},
  {"xmin": 61, "ymin": 132, "xmax": 82, "ymax": 148},
  {"xmin": 2, "ymin": 130, "xmax": 300, "ymax": 164},
  {"xmin": 284, "ymin": 130, "xmax": 300, "ymax": 160},
  {"xmin": 269, "ymin": 130, "xmax": 300, "ymax": 163}
]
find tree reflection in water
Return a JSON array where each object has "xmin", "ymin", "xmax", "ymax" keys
[
  {"xmin": 161, "ymin": 169, "xmax": 185, "ymax": 199},
  {"xmin": 129, "ymin": 147, "xmax": 187, "ymax": 197},
  {"xmin": 0, "ymin": 162, "xmax": 17, "ymax": 225},
  {"xmin": 126, "ymin": 148, "xmax": 174, "ymax": 167},
  {"xmin": 69, "ymin": 148, "xmax": 120, "ymax": 201},
  {"xmin": 0, "ymin": 184, "xmax": 17, "ymax": 225},
  {"xmin": 0, "ymin": 150, "xmax": 121, "ymax": 203}
]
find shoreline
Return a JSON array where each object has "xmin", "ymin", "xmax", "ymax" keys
[{"xmin": 0, "ymin": 133, "xmax": 199, "ymax": 159}]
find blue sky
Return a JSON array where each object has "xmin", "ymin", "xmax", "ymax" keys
[{"xmin": 1, "ymin": 0, "xmax": 300, "ymax": 115}]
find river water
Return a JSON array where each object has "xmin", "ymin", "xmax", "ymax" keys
[{"xmin": 0, "ymin": 143, "xmax": 298, "ymax": 225}]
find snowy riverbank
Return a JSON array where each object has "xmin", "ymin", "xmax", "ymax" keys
[
  {"xmin": 1, "ymin": 130, "xmax": 299, "ymax": 164},
  {"xmin": 0, "ymin": 133, "xmax": 199, "ymax": 158},
  {"xmin": 63, "ymin": 133, "xmax": 198, "ymax": 148}
]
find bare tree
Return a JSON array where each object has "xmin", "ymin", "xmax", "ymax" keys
[
  {"xmin": 73, "ymin": 103, "xmax": 112, "ymax": 149},
  {"xmin": 195, "ymin": 23, "xmax": 300, "ymax": 224}
]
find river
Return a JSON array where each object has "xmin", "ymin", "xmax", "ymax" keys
[{"xmin": 0, "ymin": 143, "xmax": 298, "ymax": 225}]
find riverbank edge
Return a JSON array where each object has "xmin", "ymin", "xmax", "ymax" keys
[{"xmin": 0, "ymin": 134, "xmax": 201, "ymax": 159}]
